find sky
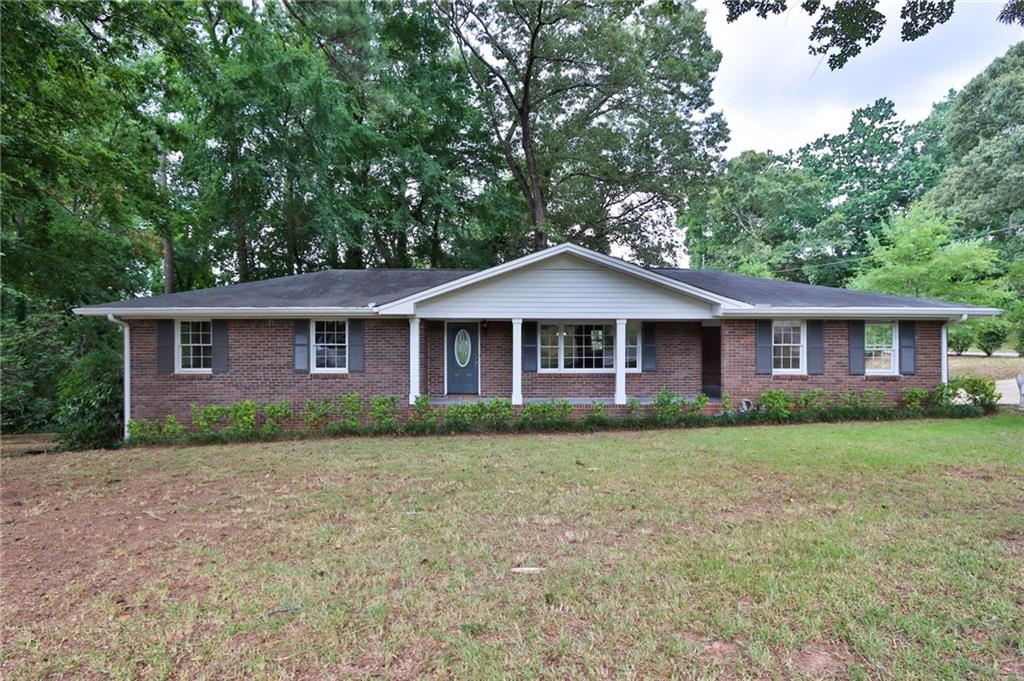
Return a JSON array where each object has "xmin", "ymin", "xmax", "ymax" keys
[{"xmin": 694, "ymin": 0, "xmax": 1023, "ymax": 157}]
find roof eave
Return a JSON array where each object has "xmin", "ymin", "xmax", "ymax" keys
[
  {"xmin": 717, "ymin": 306, "xmax": 1002, "ymax": 319},
  {"xmin": 73, "ymin": 306, "xmax": 378, "ymax": 318}
]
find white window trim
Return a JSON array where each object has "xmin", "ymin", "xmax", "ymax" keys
[
  {"xmin": 537, "ymin": 321, "xmax": 642, "ymax": 374},
  {"xmin": 175, "ymin": 319, "xmax": 213, "ymax": 374},
  {"xmin": 771, "ymin": 319, "xmax": 806, "ymax": 376},
  {"xmin": 865, "ymin": 321, "xmax": 900, "ymax": 376},
  {"xmin": 310, "ymin": 318, "xmax": 349, "ymax": 374}
]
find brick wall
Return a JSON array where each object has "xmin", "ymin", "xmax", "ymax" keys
[
  {"xmin": 129, "ymin": 318, "xmax": 410, "ymax": 427},
  {"xmin": 720, "ymin": 319, "xmax": 943, "ymax": 405}
]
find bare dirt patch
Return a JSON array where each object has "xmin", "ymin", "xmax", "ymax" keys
[{"xmin": 789, "ymin": 641, "xmax": 856, "ymax": 678}]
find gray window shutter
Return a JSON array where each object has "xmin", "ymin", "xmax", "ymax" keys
[
  {"xmin": 157, "ymin": 320, "xmax": 175, "ymax": 374},
  {"xmin": 899, "ymin": 321, "xmax": 916, "ymax": 375},
  {"xmin": 641, "ymin": 322, "xmax": 657, "ymax": 371},
  {"xmin": 348, "ymin": 319, "xmax": 365, "ymax": 373},
  {"xmin": 807, "ymin": 320, "xmax": 824, "ymax": 375},
  {"xmin": 849, "ymin": 320, "xmax": 865, "ymax": 375},
  {"xmin": 755, "ymin": 320, "xmax": 772, "ymax": 375},
  {"xmin": 522, "ymin": 321, "xmax": 538, "ymax": 372},
  {"xmin": 293, "ymin": 319, "xmax": 310, "ymax": 373},
  {"xmin": 212, "ymin": 320, "xmax": 229, "ymax": 374}
]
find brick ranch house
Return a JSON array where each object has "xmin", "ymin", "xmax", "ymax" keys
[{"xmin": 75, "ymin": 243, "xmax": 999, "ymax": 435}]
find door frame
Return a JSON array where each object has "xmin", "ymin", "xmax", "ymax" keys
[{"xmin": 443, "ymin": 320, "xmax": 482, "ymax": 396}]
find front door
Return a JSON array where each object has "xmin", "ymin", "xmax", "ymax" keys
[
  {"xmin": 446, "ymin": 323, "xmax": 479, "ymax": 394},
  {"xmin": 701, "ymin": 325, "xmax": 722, "ymax": 398}
]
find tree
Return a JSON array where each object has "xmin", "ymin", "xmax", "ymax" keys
[
  {"xmin": 926, "ymin": 42, "xmax": 1024, "ymax": 272},
  {"xmin": 436, "ymin": 0, "xmax": 728, "ymax": 263},
  {"xmin": 848, "ymin": 205, "xmax": 1011, "ymax": 306},
  {"xmin": 724, "ymin": 1, "xmax": 1023, "ymax": 70},
  {"xmin": 682, "ymin": 151, "xmax": 833, "ymax": 280},
  {"xmin": 975, "ymin": 319, "xmax": 1010, "ymax": 356}
]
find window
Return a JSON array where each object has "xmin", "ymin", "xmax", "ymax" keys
[
  {"xmin": 312, "ymin": 320, "xmax": 347, "ymax": 372},
  {"xmin": 772, "ymin": 320, "xmax": 804, "ymax": 373},
  {"xmin": 537, "ymin": 322, "xmax": 641, "ymax": 372},
  {"xmin": 865, "ymin": 322, "xmax": 897, "ymax": 374},
  {"xmin": 177, "ymin": 320, "xmax": 212, "ymax": 372}
]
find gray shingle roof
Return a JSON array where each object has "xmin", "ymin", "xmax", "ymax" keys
[
  {"xmin": 76, "ymin": 264, "xmax": 982, "ymax": 312},
  {"xmin": 79, "ymin": 269, "xmax": 476, "ymax": 310},
  {"xmin": 651, "ymin": 269, "xmax": 983, "ymax": 309}
]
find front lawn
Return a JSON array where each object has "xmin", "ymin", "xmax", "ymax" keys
[{"xmin": 2, "ymin": 415, "xmax": 1023, "ymax": 678}]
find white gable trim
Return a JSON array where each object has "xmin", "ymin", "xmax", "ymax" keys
[
  {"xmin": 720, "ymin": 306, "xmax": 1001, "ymax": 320},
  {"xmin": 375, "ymin": 243, "xmax": 750, "ymax": 315}
]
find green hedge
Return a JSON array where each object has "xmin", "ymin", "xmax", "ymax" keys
[{"xmin": 120, "ymin": 380, "xmax": 998, "ymax": 448}]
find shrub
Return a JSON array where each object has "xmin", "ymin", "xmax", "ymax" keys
[
  {"xmin": 581, "ymin": 401, "xmax": 612, "ymax": 429},
  {"xmin": 901, "ymin": 387, "xmax": 929, "ymax": 414},
  {"xmin": 976, "ymin": 318, "xmax": 1010, "ymax": 356},
  {"xmin": 192, "ymin": 403, "xmax": 230, "ymax": 435},
  {"xmin": 652, "ymin": 387, "xmax": 683, "ymax": 425},
  {"xmin": 443, "ymin": 402, "xmax": 479, "ymax": 433},
  {"xmin": 1015, "ymin": 324, "xmax": 1024, "ymax": 357},
  {"xmin": 946, "ymin": 324, "xmax": 974, "ymax": 354},
  {"xmin": 796, "ymin": 388, "xmax": 830, "ymax": 411},
  {"xmin": 226, "ymin": 400, "xmax": 258, "ymax": 438},
  {"xmin": 407, "ymin": 395, "xmax": 438, "ymax": 435},
  {"xmin": 947, "ymin": 376, "xmax": 999, "ymax": 413},
  {"xmin": 334, "ymin": 393, "xmax": 363, "ymax": 433},
  {"xmin": 369, "ymin": 395, "xmax": 401, "ymax": 434},
  {"xmin": 161, "ymin": 414, "xmax": 188, "ymax": 442},
  {"xmin": 860, "ymin": 389, "xmax": 886, "ymax": 409},
  {"xmin": 478, "ymin": 399, "xmax": 513, "ymax": 431},
  {"xmin": 126, "ymin": 418, "xmax": 161, "ymax": 445},
  {"xmin": 300, "ymin": 397, "xmax": 334, "ymax": 432},
  {"xmin": 758, "ymin": 389, "xmax": 794, "ymax": 420},
  {"xmin": 516, "ymin": 400, "xmax": 573, "ymax": 431},
  {"xmin": 54, "ymin": 349, "xmax": 123, "ymax": 450},
  {"xmin": 261, "ymin": 401, "xmax": 293, "ymax": 438}
]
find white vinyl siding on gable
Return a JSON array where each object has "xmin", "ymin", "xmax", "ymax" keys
[{"xmin": 413, "ymin": 254, "xmax": 715, "ymax": 319}]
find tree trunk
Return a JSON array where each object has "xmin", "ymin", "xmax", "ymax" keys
[{"xmin": 429, "ymin": 215, "xmax": 441, "ymax": 268}]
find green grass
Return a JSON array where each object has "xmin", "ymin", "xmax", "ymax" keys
[{"xmin": 2, "ymin": 414, "xmax": 1023, "ymax": 679}]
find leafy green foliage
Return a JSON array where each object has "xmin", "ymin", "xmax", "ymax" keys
[
  {"xmin": 407, "ymin": 395, "xmax": 439, "ymax": 435},
  {"xmin": 947, "ymin": 324, "xmax": 974, "ymax": 355},
  {"xmin": 515, "ymin": 401, "xmax": 573, "ymax": 432},
  {"xmin": 975, "ymin": 319, "xmax": 1010, "ymax": 356},
  {"xmin": 757, "ymin": 389, "xmax": 794, "ymax": 420},
  {"xmin": 54, "ymin": 349, "xmax": 123, "ymax": 450},
  {"xmin": 725, "ymin": 1, "xmax": 1019, "ymax": 71},
  {"xmin": 933, "ymin": 377, "xmax": 1000, "ymax": 413},
  {"xmin": 368, "ymin": 395, "xmax": 401, "ymax": 434},
  {"xmin": 848, "ymin": 205, "xmax": 1011, "ymax": 306},
  {"xmin": 260, "ymin": 401, "xmax": 294, "ymax": 438},
  {"xmin": 902, "ymin": 388, "xmax": 930, "ymax": 414}
]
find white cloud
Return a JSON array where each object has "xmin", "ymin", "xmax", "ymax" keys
[{"xmin": 694, "ymin": 0, "xmax": 1023, "ymax": 156}]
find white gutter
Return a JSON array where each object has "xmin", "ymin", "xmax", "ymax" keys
[
  {"xmin": 718, "ymin": 306, "xmax": 1002, "ymax": 319},
  {"xmin": 106, "ymin": 314, "xmax": 131, "ymax": 440},
  {"xmin": 75, "ymin": 306, "xmax": 376, "ymax": 318}
]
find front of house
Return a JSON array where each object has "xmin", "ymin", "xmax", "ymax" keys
[{"xmin": 75, "ymin": 243, "xmax": 999, "ymax": 433}]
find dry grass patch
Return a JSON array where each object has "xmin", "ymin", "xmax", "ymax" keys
[
  {"xmin": 948, "ymin": 355, "xmax": 1024, "ymax": 381},
  {"xmin": 2, "ymin": 415, "xmax": 1023, "ymax": 679}
]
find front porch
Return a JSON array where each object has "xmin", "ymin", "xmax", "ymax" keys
[{"xmin": 408, "ymin": 318, "xmax": 721, "ymax": 406}]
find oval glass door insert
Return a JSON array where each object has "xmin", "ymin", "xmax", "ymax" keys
[{"xmin": 454, "ymin": 329, "xmax": 472, "ymax": 367}]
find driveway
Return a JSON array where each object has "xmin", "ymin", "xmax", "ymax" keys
[{"xmin": 996, "ymin": 378, "xmax": 1022, "ymax": 406}]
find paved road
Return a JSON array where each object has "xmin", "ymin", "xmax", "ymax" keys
[{"xmin": 953, "ymin": 351, "xmax": 1021, "ymax": 358}]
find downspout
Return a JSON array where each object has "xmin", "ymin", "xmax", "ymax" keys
[
  {"xmin": 107, "ymin": 314, "xmax": 131, "ymax": 440},
  {"xmin": 940, "ymin": 322, "xmax": 948, "ymax": 384}
]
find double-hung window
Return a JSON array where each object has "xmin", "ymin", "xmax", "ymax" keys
[
  {"xmin": 771, "ymin": 320, "xmax": 805, "ymax": 374},
  {"xmin": 538, "ymin": 322, "xmax": 641, "ymax": 372},
  {"xmin": 177, "ymin": 320, "xmax": 212, "ymax": 372},
  {"xmin": 865, "ymin": 322, "xmax": 897, "ymax": 374},
  {"xmin": 311, "ymin": 320, "xmax": 348, "ymax": 373}
]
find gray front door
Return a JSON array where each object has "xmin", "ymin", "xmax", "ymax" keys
[{"xmin": 446, "ymin": 323, "xmax": 479, "ymax": 394}]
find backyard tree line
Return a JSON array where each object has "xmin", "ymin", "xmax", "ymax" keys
[{"xmin": 2, "ymin": 1, "xmax": 1021, "ymax": 435}]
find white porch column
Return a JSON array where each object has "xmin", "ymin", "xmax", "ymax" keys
[
  {"xmin": 408, "ymin": 318, "xmax": 421, "ymax": 404},
  {"xmin": 512, "ymin": 318, "xmax": 523, "ymax": 405},
  {"xmin": 940, "ymin": 322, "xmax": 948, "ymax": 384},
  {"xmin": 615, "ymin": 318, "xmax": 627, "ymax": 405}
]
